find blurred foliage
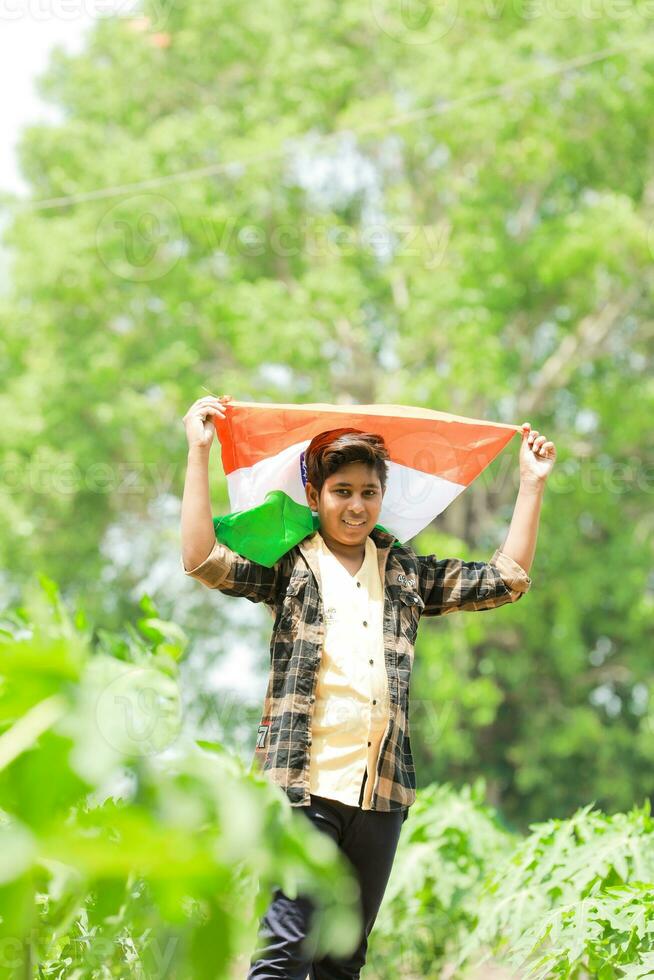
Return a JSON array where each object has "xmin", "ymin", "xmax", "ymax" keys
[
  {"xmin": 456, "ymin": 799, "xmax": 654, "ymax": 978},
  {"xmin": 0, "ymin": 579, "xmax": 362, "ymax": 978},
  {"xmin": 0, "ymin": 0, "xmax": 651, "ymax": 892},
  {"xmin": 367, "ymin": 779, "xmax": 516, "ymax": 975},
  {"xmin": 367, "ymin": 787, "xmax": 654, "ymax": 977}
]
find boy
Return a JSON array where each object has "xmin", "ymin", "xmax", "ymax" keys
[{"xmin": 181, "ymin": 394, "xmax": 556, "ymax": 979}]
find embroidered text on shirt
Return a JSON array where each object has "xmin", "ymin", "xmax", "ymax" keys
[{"xmin": 324, "ymin": 606, "xmax": 337, "ymax": 626}]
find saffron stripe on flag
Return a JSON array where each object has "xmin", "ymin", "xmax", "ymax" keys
[{"xmin": 215, "ymin": 401, "xmax": 519, "ymax": 483}]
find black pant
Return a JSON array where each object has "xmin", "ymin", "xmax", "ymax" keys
[{"xmin": 247, "ymin": 770, "xmax": 407, "ymax": 979}]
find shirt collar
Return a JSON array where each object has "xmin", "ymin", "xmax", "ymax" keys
[
  {"xmin": 300, "ymin": 524, "xmax": 396, "ymax": 551},
  {"xmin": 298, "ymin": 525, "xmax": 397, "ymax": 590}
]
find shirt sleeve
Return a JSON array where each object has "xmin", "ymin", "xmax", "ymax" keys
[
  {"xmin": 416, "ymin": 547, "xmax": 531, "ymax": 617},
  {"xmin": 181, "ymin": 539, "xmax": 284, "ymax": 607}
]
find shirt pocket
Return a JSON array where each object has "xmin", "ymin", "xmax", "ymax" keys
[
  {"xmin": 397, "ymin": 590, "xmax": 425, "ymax": 644},
  {"xmin": 275, "ymin": 572, "xmax": 310, "ymax": 633}
]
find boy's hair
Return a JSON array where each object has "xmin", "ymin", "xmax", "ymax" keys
[{"xmin": 305, "ymin": 428, "xmax": 390, "ymax": 496}]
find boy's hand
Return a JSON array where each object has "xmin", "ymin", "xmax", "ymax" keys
[
  {"xmin": 183, "ymin": 394, "xmax": 232, "ymax": 452},
  {"xmin": 519, "ymin": 421, "xmax": 556, "ymax": 487}
]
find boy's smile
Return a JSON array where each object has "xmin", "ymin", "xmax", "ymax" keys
[{"xmin": 306, "ymin": 461, "xmax": 384, "ymax": 558}]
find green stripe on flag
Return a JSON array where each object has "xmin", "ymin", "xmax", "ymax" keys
[
  {"xmin": 213, "ymin": 490, "xmax": 398, "ymax": 566},
  {"xmin": 213, "ymin": 491, "xmax": 314, "ymax": 567}
]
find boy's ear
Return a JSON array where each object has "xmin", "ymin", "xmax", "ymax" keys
[{"xmin": 305, "ymin": 481, "xmax": 319, "ymax": 510}]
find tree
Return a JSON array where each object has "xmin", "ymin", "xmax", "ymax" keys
[{"xmin": 0, "ymin": 0, "xmax": 652, "ymax": 825}]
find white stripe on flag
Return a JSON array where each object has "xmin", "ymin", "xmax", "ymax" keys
[
  {"xmin": 225, "ymin": 444, "xmax": 465, "ymax": 543},
  {"xmin": 379, "ymin": 462, "xmax": 465, "ymax": 541},
  {"xmin": 225, "ymin": 440, "xmax": 310, "ymax": 511}
]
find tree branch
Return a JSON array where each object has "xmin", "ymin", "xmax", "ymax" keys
[{"xmin": 517, "ymin": 287, "xmax": 640, "ymax": 418}]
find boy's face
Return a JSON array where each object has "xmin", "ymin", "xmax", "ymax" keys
[{"xmin": 305, "ymin": 461, "xmax": 384, "ymax": 550}]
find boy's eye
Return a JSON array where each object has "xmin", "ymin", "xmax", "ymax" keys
[{"xmin": 336, "ymin": 489, "xmax": 376, "ymax": 495}]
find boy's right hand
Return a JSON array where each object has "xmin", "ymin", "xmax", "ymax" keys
[{"xmin": 183, "ymin": 395, "xmax": 232, "ymax": 452}]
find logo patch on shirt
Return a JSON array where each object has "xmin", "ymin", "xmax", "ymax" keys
[
  {"xmin": 397, "ymin": 573, "xmax": 416, "ymax": 588},
  {"xmin": 256, "ymin": 723, "xmax": 269, "ymax": 749}
]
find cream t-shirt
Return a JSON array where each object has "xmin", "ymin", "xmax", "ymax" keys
[{"xmin": 305, "ymin": 531, "xmax": 390, "ymax": 809}]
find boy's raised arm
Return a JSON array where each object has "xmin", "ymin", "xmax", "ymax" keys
[
  {"xmin": 181, "ymin": 395, "xmax": 230, "ymax": 572},
  {"xmin": 497, "ymin": 421, "xmax": 556, "ymax": 575},
  {"xmin": 416, "ymin": 550, "xmax": 531, "ymax": 616},
  {"xmin": 182, "ymin": 444, "xmax": 219, "ymax": 573},
  {"xmin": 416, "ymin": 421, "xmax": 556, "ymax": 616},
  {"xmin": 180, "ymin": 395, "xmax": 282, "ymax": 605}
]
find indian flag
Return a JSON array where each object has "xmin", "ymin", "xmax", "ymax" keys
[{"xmin": 212, "ymin": 401, "xmax": 521, "ymax": 566}]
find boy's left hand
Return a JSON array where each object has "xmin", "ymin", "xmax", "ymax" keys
[{"xmin": 519, "ymin": 422, "xmax": 557, "ymax": 485}]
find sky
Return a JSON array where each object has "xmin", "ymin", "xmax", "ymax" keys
[{"xmin": 0, "ymin": 3, "xmax": 137, "ymax": 197}]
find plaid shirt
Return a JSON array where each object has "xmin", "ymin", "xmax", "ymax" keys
[{"xmin": 182, "ymin": 527, "xmax": 532, "ymax": 812}]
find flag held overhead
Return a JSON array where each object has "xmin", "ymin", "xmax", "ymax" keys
[{"xmin": 212, "ymin": 401, "xmax": 521, "ymax": 566}]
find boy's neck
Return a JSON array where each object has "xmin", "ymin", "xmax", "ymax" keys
[{"xmin": 318, "ymin": 529, "xmax": 366, "ymax": 564}]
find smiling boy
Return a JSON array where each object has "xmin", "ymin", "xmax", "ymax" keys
[{"xmin": 181, "ymin": 395, "xmax": 556, "ymax": 979}]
